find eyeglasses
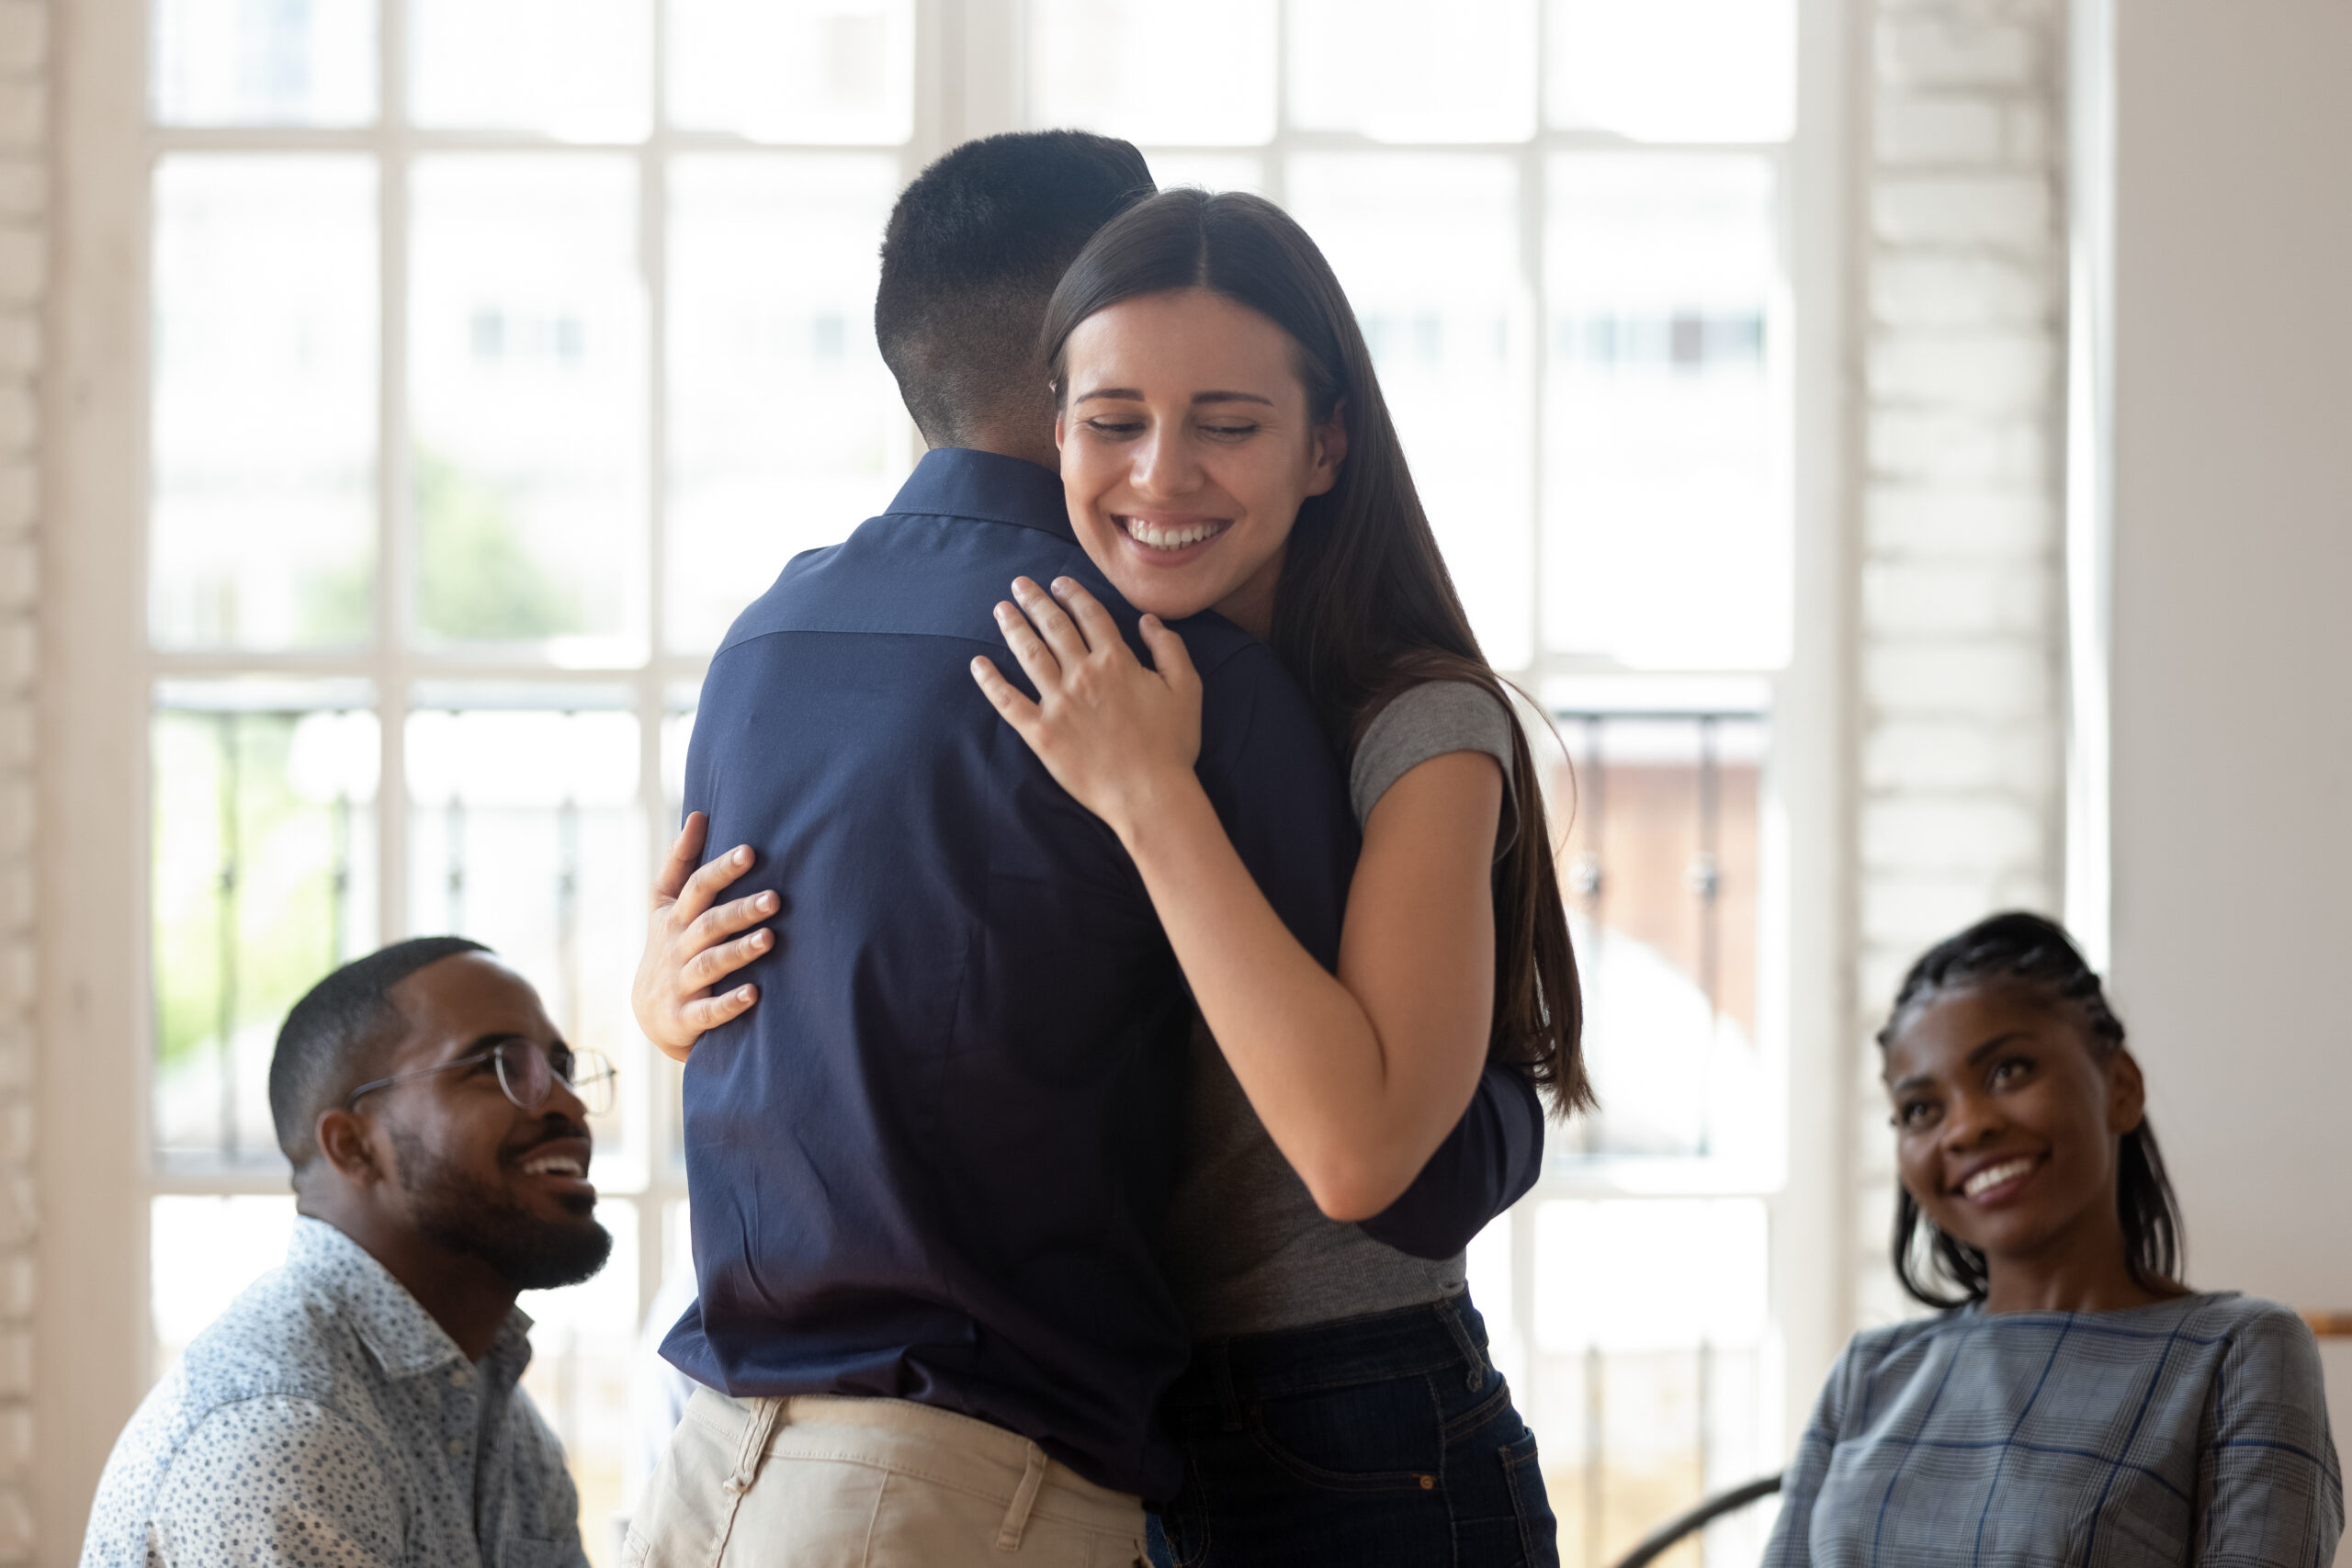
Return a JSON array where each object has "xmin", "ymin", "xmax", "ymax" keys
[{"xmin": 345, "ymin": 1039, "xmax": 616, "ymax": 1118}]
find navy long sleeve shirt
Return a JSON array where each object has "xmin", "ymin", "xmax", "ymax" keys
[{"xmin": 662, "ymin": 448, "xmax": 1542, "ymax": 1499}]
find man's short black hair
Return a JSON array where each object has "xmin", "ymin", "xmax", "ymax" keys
[
  {"xmin": 875, "ymin": 130, "xmax": 1153, "ymax": 448},
  {"xmin": 268, "ymin": 936, "xmax": 492, "ymax": 1168}
]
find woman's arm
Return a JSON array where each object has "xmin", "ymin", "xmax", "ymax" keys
[
  {"xmin": 630, "ymin": 811, "xmax": 777, "ymax": 1063},
  {"xmin": 974, "ymin": 576, "xmax": 1502, "ymax": 1221},
  {"xmin": 2197, "ymin": 1310, "xmax": 2345, "ymax": 1564},
  {"xmin": 1356, "ymin": 1059, "xmax": 1545, "ymax": 1258}
]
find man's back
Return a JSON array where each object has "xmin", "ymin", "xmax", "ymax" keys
[{"xmin": 663, "ymin": 448, "xmax": 1355, "ymax": 1499}]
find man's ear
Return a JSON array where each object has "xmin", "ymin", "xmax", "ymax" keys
[
  {"xmin": 313, "ymin": 1107, "xmax": 385, "ymax": 1186},
  {"xmin": 2108, "ymin": 1047, "xmax": 2148, "ymax": 1136},
  {"xmin": 1305, "ymin": 400, "xmax": 1349, "ymax": 498}
]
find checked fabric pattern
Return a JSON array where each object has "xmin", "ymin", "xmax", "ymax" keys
[{"xmin": 1766, "ymin": 1291, "xmax": 2344, "ymax": 1567}]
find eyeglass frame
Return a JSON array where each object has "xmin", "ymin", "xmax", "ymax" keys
[{"xmin": 344, "ymin": 1036, "xmax": 616, "ymax": 1118}]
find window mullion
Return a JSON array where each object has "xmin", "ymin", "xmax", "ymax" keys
[
  {"xmin": 638, "ymin": 0, "xmax": 677, "ymax": 1330},
  {"xmin": 1265, "ymin": 0, "xmax": 1290, "ymax": 207},
  {"xmin": 377, "ymin": 0, "xmax": 413, "ymax": 946}
]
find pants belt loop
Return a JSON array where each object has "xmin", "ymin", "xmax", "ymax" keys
[
  {"xmin": 724, "ymin": 1397, "xmax": 785, "ymax": 1496},
  {"xmin": 996, "ymin": 1443, "xmax": 1050, "ymax": 1552},
  {"xmin": 1210, "ymin": 1339, "xmax": 1244, "ymax": 1433},
  {"xmin": 1434, "ymin": 1296, "xmax": 1487, "ymax": 1393}
]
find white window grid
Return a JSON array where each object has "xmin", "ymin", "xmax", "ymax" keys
[{"xmin": 118, "ymin": 5, "xmax": 1836, "ymax": 1560}]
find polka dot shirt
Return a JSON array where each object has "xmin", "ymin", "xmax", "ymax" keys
[{"xmin": 80, "ymin": 1218, "xmax": 589, "ymax": 1568}]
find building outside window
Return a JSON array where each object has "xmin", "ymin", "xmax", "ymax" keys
[{"xmin": 111, "ymin": 2, "xmax": 1836, "ymax": 1562}]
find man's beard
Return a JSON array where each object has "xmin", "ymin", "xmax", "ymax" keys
[{"xmin": 390, "ymin": 1127, "xmax": 613, "ymax": 1292}]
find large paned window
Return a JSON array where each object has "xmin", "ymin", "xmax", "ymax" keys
[{"xmin": 126, "ymin": 3, "xmax": 1815, "ymax": 1563}]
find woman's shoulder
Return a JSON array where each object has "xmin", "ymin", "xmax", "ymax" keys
[
  {"xmin": 2158, "ymin": 1289, "xmax": 2311, "ymax": 1334},
  {"xmin": 1838, "ymin": 1310, "xmax": 1967, "ymax": 1371},
  {"xmin": 2170, "ymin": 1292, "xmax": 2331, "ymax": 1380},
  {"xmin": 1348, "ymin": 680, "xmax": 1516, "ymax": 828}
]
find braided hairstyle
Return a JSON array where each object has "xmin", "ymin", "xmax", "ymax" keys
[{"xmin": 1877, "ymin": 910, "xmax": 2185, "ymax": 1308}]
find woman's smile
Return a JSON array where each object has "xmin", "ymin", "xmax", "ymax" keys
[
  {"xmin": 1117, "ymin": 512, "xmax": 1233, "ymax": 555},
  {"xmin": 1952, "ymin": 1150, "xmax": 2044, "ymax": 1206}
]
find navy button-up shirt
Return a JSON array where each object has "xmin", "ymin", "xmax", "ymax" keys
[{"xmin": 664, "ymin": 448, "xmax": 1540, "ymax": 1500}]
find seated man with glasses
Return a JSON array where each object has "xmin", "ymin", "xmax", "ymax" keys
[{"xmin": 82, "ymin": 936, "xmax": 618, "ymax": 1568}]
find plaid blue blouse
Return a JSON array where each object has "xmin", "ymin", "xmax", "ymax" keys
[{"xmin": 1767, "ymin": 1292, "xmax": 2343, "ymax": 1568}]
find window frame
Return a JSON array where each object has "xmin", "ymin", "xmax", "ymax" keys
[{"xmin": 38, "ymin": 0, "xmax": 1857, "ymax": 1552}]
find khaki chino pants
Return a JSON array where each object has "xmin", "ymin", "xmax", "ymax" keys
[{"xmin": 624, "ymin": 1387, "xmax": 1149, "ymax": 1568}]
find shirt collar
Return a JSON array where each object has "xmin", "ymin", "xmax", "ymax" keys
[
  {"xmin": 884, "ymin": 447, "xmax": 1072, "ymax": 540},
  {"xmin": 287, "ymin": 1216, "xmax": 536, "ymax": 1383}
]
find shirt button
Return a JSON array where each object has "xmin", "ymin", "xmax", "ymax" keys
[
  {"xmin": 449, "ymin": 1368, "xmax": 469, "ymax": 1387},
  {"xmin": 448, "ymin": 1438, "xmax": 466, "ymax": 1456}
]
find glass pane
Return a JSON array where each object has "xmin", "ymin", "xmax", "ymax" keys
[
  {"xmin": 1528, "ymin": 1199, "xmax": 1772, "ymax": 1568},
  {"xmin": 405, "ymin": 699, "xmax": 649, "ymax": 1188},
  {"xmin": 1288, "ymin": 0, "xmax": 1536, "ymax": 143},
  {"xmin": 152, "ymin": 156, "xmax": 377, "ymax": 651},
  {"xmin": 153, "ymin": 685, "xmax": 379, "ymax": 1165},
  {"xmin": 1544, "ymin": 155, "xmax": 1787, "ymax": 669},
  {"xmin": 666, "ymin": 155, "xmax": 901, "ymax": 652},
  {"xmin": 152, "ymin": 0, "xmax": 376, "ymax": 126},
  {"xmin": 151, "ymin": 1195, "xmax": 299, "ymax": 1378},
  {"xmin": 1028, "ymin": 0, "xmax": 1276, "ymax": 146},
  {"xmin": 668, "ymin": 0, "xmax": 914, "ymax": 143},
  {"xmin": 410, "ymin": 0, "xmax": 651, "ymax": 140},
  {"xmin": 410, "ymin": 157, "xmax": 647, "ymax": 659},
  {"xmin": 519, "ymin": 1199, "xmax": 640, "ymax": 1561},
  {"xmin": 661, "ymin": 689, "xmax": 697, "ymax": 822},
  {"xmin": 1144, "ymin": 152, "xmax": 1266, "ymax": 197},
  {"xmin": 1548, "ymin": 714, "xmax": 1767, "ymax": 1163},
  {"xmin": 1548, "ymin": 0, "xmax": 1795, "ymax": 143},
  {"xmin": 1286, "ymin": 154, "xmax": 1533, "ymax": 669}
]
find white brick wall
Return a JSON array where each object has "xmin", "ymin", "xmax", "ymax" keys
[
  {"xmin": 0, "ymin": 2, "xmax": 33, "ymax": 1558},
  {"xmin": 1854, "ymin": 0, "xmax": 2068, "ymax": 1328}
]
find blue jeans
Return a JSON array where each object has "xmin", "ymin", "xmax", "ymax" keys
[{"xmin": 1148, "ymin": 1293, "xmax": 1559, "ymax": 1567}]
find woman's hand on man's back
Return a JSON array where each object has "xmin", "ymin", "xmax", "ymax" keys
[{"xmin": 632, "ymin": 810, "xmax": 776, "ymax": 1064}]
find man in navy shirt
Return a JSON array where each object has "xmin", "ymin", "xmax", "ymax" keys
[{"xmin": 628, "ymin": 132, "xmax": 1542, "ymax": 1566}]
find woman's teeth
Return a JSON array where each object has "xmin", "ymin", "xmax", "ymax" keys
[
  {"xmin": 1962, "ymin": 1157, "xmax": 2035, "ymax": 1198},
  {"xmin": 522, "ymin": 1154, "xmax": 586, "ymax": 1179},
  {"xmin": 1123, "ymin": 516, "xmax": 1224, "ymax": 551}
]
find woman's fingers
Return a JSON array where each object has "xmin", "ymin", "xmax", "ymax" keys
[
  {"xmin": 684, "ymin": 889, "xmax": 778, "ymax": 954},
  {"xmin": 1049, "ymin": 579, "xmax": 1135, "ymax": 664},
  {"xmin": 970, "ymin": 656, "xmax": 1046, "ymax": 732},
  {"xmin": 1138, "ymin": 613, "xmax": 1202, "ymax": 695},
  {"xmin": 1011, "ymin": 576, "xmax": 1094, "ymax": 662},
  {"xmin": 989, "ymin": 606, "xmax": 1065, "ymax": 692},
  {"xmin": 673, "ymin": 841, "xmax": 756, "ymax": 930},
  {"xmin": 652, "ymin": 812, "xmax": 710, "ymax": 907},
  {"xmin": 685, "ymin": 927, "xmax": 774, "ymax": 992},
  {"xmin": 681, "ymin": 984, "xmax": 759, "ymax": 1036}
]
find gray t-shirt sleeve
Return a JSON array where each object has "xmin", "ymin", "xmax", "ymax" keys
[{"xmin": 1348, "ymin": 681, "xmax": 1519, "ymax": 848}]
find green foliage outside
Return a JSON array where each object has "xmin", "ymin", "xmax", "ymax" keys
[
  {"xmin": 297, "ymin": 450, "xmax": 588, "ymax": 645},
  {"xmin": 152, "ymin": 714, "xmax": 350, "ymax": 1071},
  {"xmin": 414, "ymin": 449, "xmax": 585, "ymax": 643},
  {"xmin": 158, "ymin": 450, "xmax": 576, "ymax": 1087}
]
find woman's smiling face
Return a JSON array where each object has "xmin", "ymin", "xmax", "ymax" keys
[
  {"xmin": 1055, "ymin": 288, "xmax": 1345, "ymax": 636},
  {"xmin": 1883, "ymin": 983, "xmax": 2146, "ymax": 1276}
]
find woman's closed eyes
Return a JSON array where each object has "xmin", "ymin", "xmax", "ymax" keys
[{"xmin": 1080, "ymin": 416, "xmax": 1265, "ymax": 441}]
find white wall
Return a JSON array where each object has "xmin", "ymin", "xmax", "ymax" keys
[
  {"xmin": 1852, "ymin": 0, "xmax": 2068, "ymax": 1331},
  {"xmin": 2105, "ymin": 0, "xmax": 2352, "ymax": 1495}
]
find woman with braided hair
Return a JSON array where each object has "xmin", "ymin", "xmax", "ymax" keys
[{"xmin": 1766, "ymin": 911, "xmax": 2342, "ymax": 1566}]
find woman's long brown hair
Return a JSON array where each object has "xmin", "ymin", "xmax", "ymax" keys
[{"xmin": 1042, "ymin": 187, "xmax": 1590, "ymax": 1116}]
